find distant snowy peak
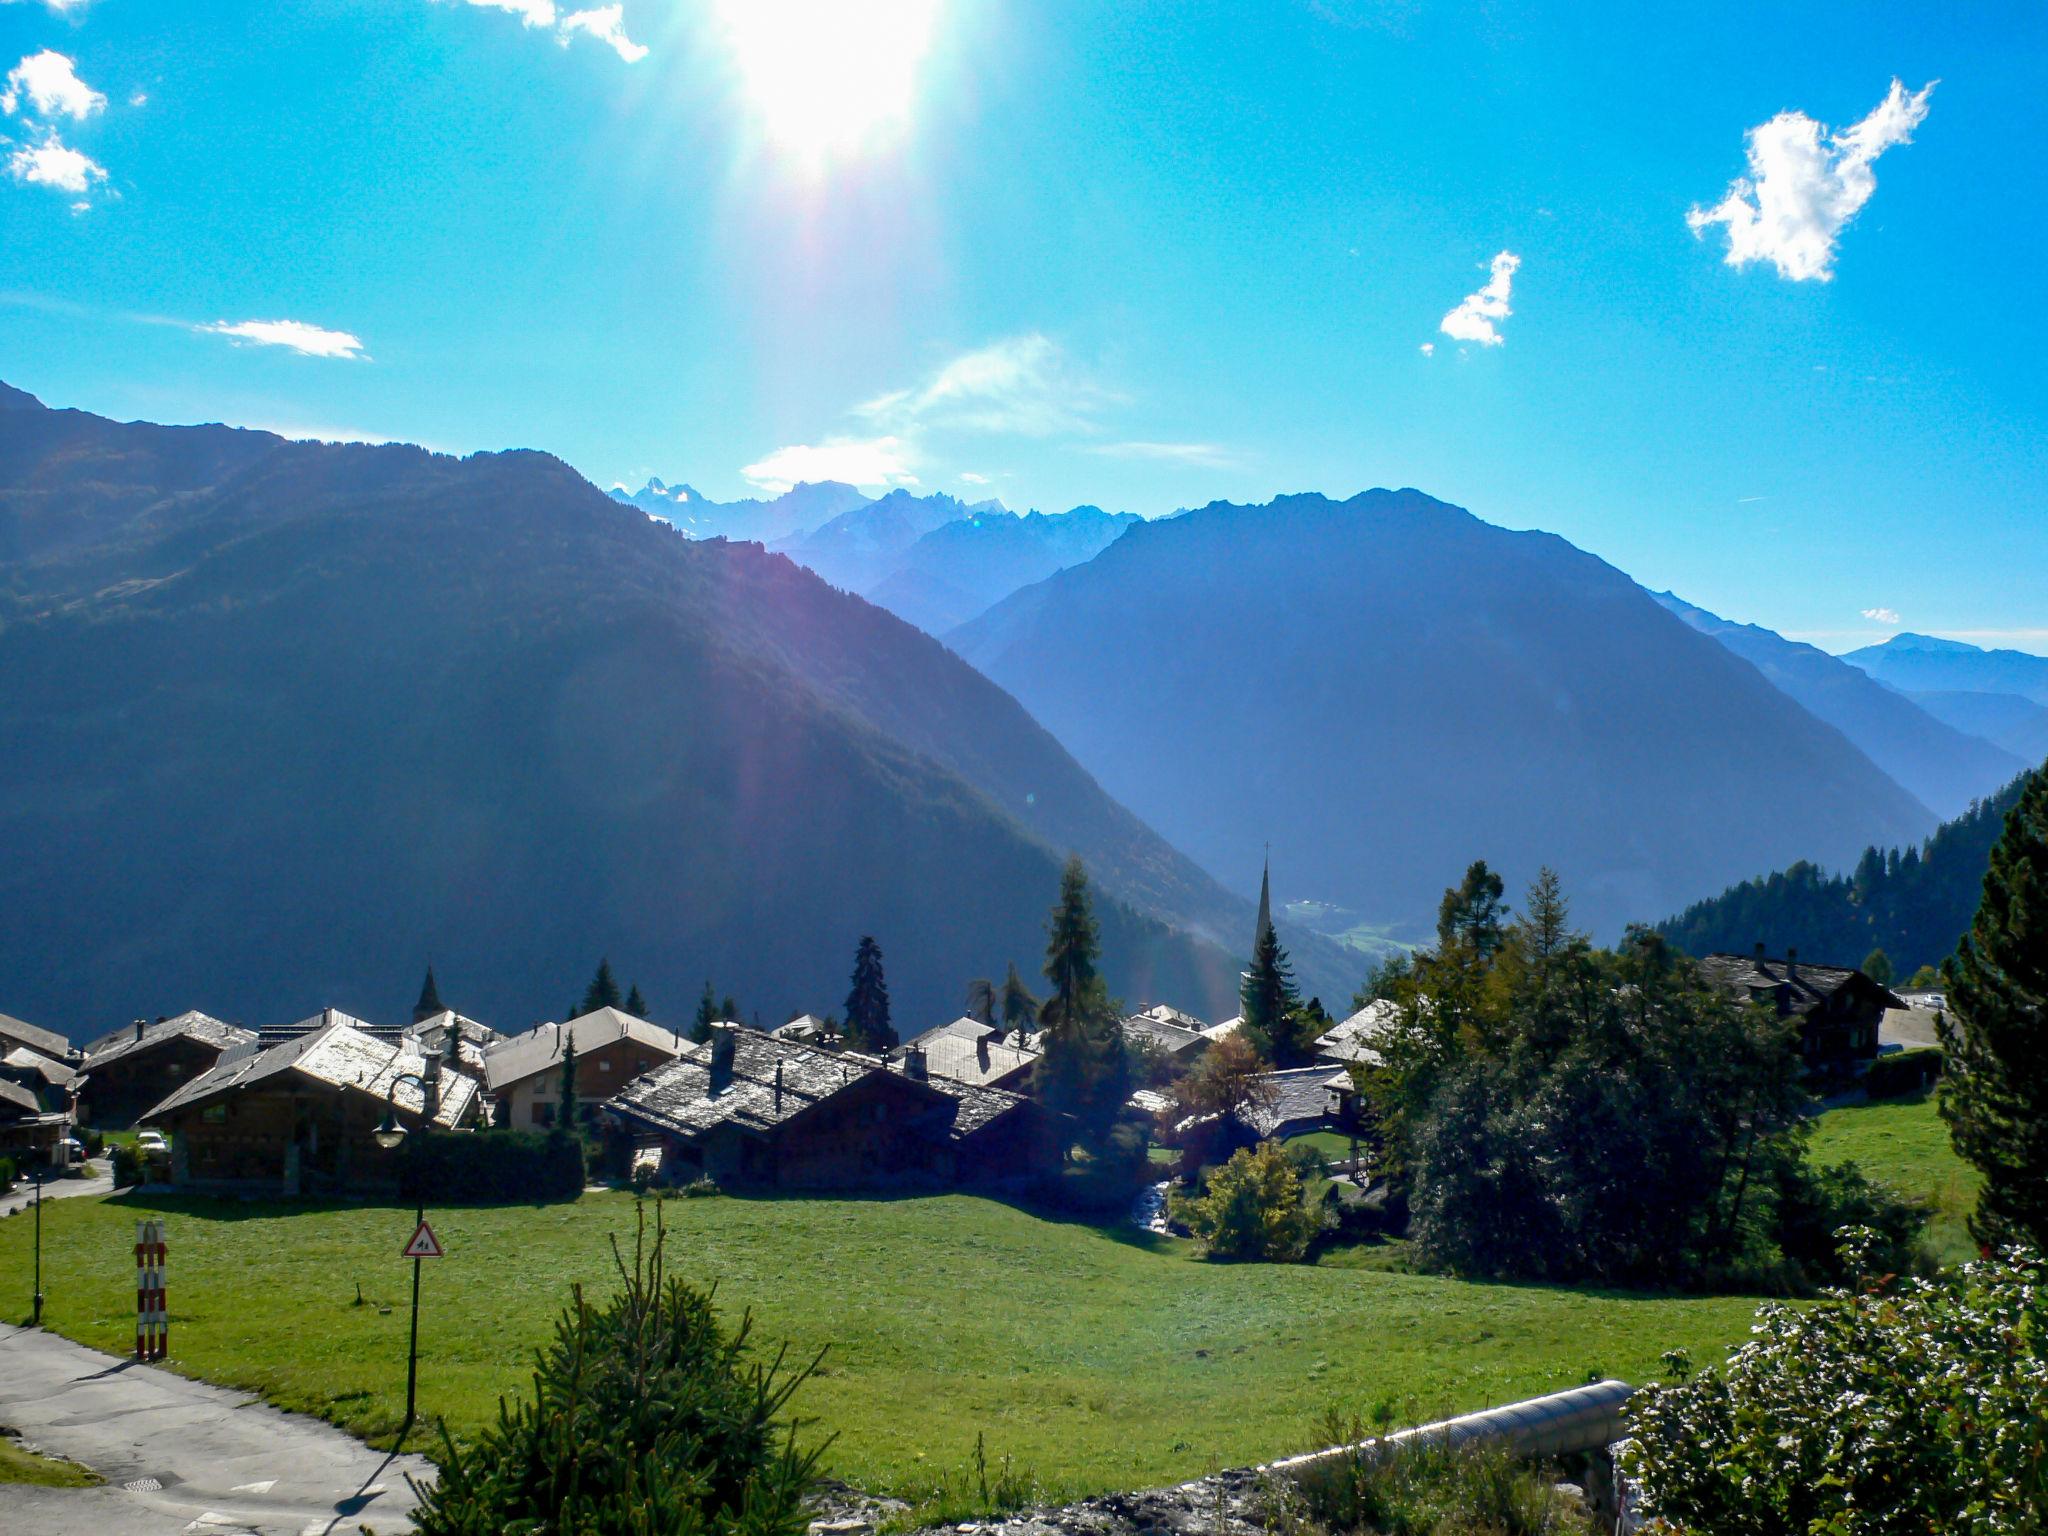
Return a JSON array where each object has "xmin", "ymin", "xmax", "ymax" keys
[{"xmin": 607, "ymin": 477, "xmax": 870, "ymax": 545}]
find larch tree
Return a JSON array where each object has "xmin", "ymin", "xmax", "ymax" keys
[
  {"xmin": 963, "ymin": 977, "xmax": 997, "ymax": 1026},
  {"xmin": 843, "ymin": 936, "xmax": 895, "ymax": 1053},
  {"xmin": 1000, "ymin": 962, "xmax": 1040, "ymax": 1048},
  {"xmin": 1939, "ymin": 767, "xmax": 2048, "ymax": 1250}
]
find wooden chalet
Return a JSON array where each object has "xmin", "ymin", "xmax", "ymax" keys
[
  {"xmin": 1698, "ymin": 945, "xmax": 1902, "ymax": 1080},
  {"xmin": 77, "ymin": 1011, "xmax": 257, "ymax": 1129},
  {"xmin": 483, "ymin": 1006, "xmax": 686, "ymax": 1129},
  {"xmin": 605, "ymin": 1024, "xmax": 1058, "ymax": 1190},
  {"xmin": 141, "ymin": 1016, "xmax": 480, "ymax": 1195}
]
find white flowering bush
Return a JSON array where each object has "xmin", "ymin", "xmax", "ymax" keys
[{"xmin": 1624, "ymin": 1233, "xmax": 2047, "ymax": 1534}]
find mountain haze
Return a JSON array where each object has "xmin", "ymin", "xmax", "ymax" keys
[
  {"xmin": 952, "ymin": 490, "xmax": 1936, "ymax": 939},
  {"xmin": 866, "ymin": 506, "xmax": 1140, "ymax": 635},
  {"xmin": 1652, "ymin": 592, "xmax": 2022, "ymax": 818},
  {"xmin": 0, "ymin": 387, "xmax": 1280, "ymax": 1040},
  {"xmin": 608, "ymin": 477, "xmax": 870, "ymax": 544},
  {"xmin": 1843, "ymin": 633, "xmax": 2048, "ymax": 706}
]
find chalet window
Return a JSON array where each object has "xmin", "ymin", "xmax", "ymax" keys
[{"xmin": 598, "ymin": 1059, "xmax": 611, "ymax": 1072}]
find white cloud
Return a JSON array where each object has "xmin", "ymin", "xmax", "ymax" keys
[
  {"xmin": 558, "ymin": 5, "xmax": 647, "ymax": 62},
  {"xmin": 1088, "ymin": 440, "xmax": 1236, "ymax": 468},
  {"xmin": 1439, "ymin": 251, "xmax": 1519, "ymax": 346},
  {"xmin": 7, "ymin": 132, "xmax": 105, "ymax": 192},
  {"xmin": 200, "ymin": 319, "xmax": 369, "ymax": 360},
  {"xmin": 1418, "ymin": 341, "xmax": 1435, "ymax": 356},
  {"xmin": 442, "ymin": 0, "xmax": 648, "ymax": 61},
  {"xmin": 1688, "ymin": 79, "xmax": 1934, "ymax": 282},
  {"xmin": 740, "ymin": 436, "xmax": 918, "ymax": 494},
  {"xmin": 3, "ymin": 49, "xmax": 105, "ymax": 121},
  {"xmin": 857, "ymin": 333, "xmax": 1111, "ymax": 438},
  {"xmin": 0, "ymin": 0, "xmax": 95, "ymax": 12},
  {"xmin": 1861, "ymin": 606, "xmax": 1903, "ymax": 626},
  {"xmin": 957, "ymin": 470, "xmax": 992, "ymax": 486}
]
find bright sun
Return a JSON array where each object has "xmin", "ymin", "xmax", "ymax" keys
[{"xmin": 715, "ymin": 0, "xmax": 944, "ymax": 167}]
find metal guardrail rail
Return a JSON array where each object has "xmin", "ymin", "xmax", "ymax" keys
[{"xmin": 1262, "ymin": 1378, "xmax": 1638, "ymax": 1472}]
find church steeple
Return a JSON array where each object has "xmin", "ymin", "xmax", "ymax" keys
[
  {"xmin": 413, "ymin": 964, "xmax": 446, "ymax": 1024},
  {"xmin": 1254, "ymin": 848, "xmax": 1273, "ymax": 952}
]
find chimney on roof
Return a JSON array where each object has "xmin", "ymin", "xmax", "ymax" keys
[
  {"xmin": 903, "ymin": 1044, "xmax": 929, "ymax": 1082},
  {"xmin": 710, "ymin": 1021, "xmax": 737, "ymax": 1075},
  {"xmin": 774, "ymin": 1059, "xmax": 784, "ymax": 1113},
  {"xmin": 134, "ymin": 1018, "xmax": 146, "ymax": 1042},
  {"xmin": 1754, "ymin": 942, "xmax": 1766, "ymax": 964},
  {"xmin": 1787, "ymin": 947, "xmax": 1799, "ymax": 982},
  {"xmin": 976, "ymin": 1035, "xmax": 990, "ymax": 1070}
]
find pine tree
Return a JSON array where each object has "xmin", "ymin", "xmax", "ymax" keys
[
  {"xmin": 1240, "ymin": 905, "xmax": 1307, "ymax": 1064},
  {"xmin": 1437, "ymin": 860, "xmax": 1508, "ymax": 957},
  {"xmin": 843, "ymin": 937, "xmax": 895, "ymax": 1053},
  {"xmin": 579, "ymin": 958, "xmax": 623, "ymax": 1016},
  {"xmin": 691, "ymin": 982, "xmax": 717, "ymax": 1044},
  {"xmin": 1000, "ymin": 962, "xmax": 1039, "ymax": 1048},
  {"xmin": 1037, "ymin": 857, "xmax": 1128, "ymax": 1146},
  {"xmin": 1939, "ymin": 767, "xmax": 2048, "ymax": 1249},
  {"xmin": 625, "ymin": 983, "xmax": 648, "ymax": 1018},
  {"xmin": 558, "ymin": 1028, "xmax": 581, "ymax": 1136}
]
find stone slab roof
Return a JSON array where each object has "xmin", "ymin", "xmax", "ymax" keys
[
  {"xmin": 82, "ymin": 1011, "xmax": 255, "ymax": 1073},
  {"xmin": 1242, "ymin": 1067, "xmax": 1349, "ymax": 1139},
  {"xmin": 1699, "ymin": 953, "xmax": 1904, "ymax": 1018},
  {"xmin": 1120, "ymin": 1010, "xmax": 1212, "ymax": 1058},
  {"xmin": 140, "ymin": 1018, "xmax": 478, "ymax": 1129},
  {"xmin": 0, "ymin": 1076, "xmax": 43, "ymax": 1120},
  {"xmin": 915, "ymin": 1031, "xmax": 1039, "ymax": 1089},
  {"xmin": 2, "ymin": 1045, "xmax": 76, "ymax": 1086},
  {"xmin": 0, "ymin": 1012, "xmax": 72, "ymax": 1061},
  {"xmin": 483, "ymin": 1007, "xmax": 687, "ymax": 1092},
  {"xmin": 1315, "ymin": 1000, "xmax": 1399, "ymax": 1067}
]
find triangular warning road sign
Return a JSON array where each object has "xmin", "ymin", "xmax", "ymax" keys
[{"xmin": 403, "ymin": 1220, "xmax": 444, "ymax": 1259}]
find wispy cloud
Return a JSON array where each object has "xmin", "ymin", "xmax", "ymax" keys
[
  {"xmin": 3, "ymin": 48, "xmax": 103, "ymax": 119},
  {"xmin": 740, "ymin": 436, "xmax": 918, "ymax": 495},
  {"xmin": 558, "ymin": 5, "xmax": 647, "ymax": 62},
  {"xmin": 1689, "ymin": 79, "xmax": 1933, "ymax": 282},
  {"xmin": 200, "ymin": 319, "xmax": 368, "ymax": 360},
  {"xmin": 957, "ymin": 470, "xmax": 992, "ymax": 486},
  {"xmin": 439, "ymin": 0, "xmax": 647, "ymax": 62},
  {"xmin": 857, "ymin": 333, "xmax": 1115, "ymax": 439},
  {"xmin": 1439, "ymin": 251, "xmax": 1519, "ymax": 347},
  {"xmin": 1088, "ymin": 440, "xmax": 1238, "ymax": 469},
  {"xmin": 1861, "ymin": 606, "xmax": 1902, "ymax": 626}
]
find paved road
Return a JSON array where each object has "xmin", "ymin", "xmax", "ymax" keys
[
  {"xmin": 0, "ymin": 1165, "xmax": 115, "ymax": 1219},
  {"xmin": 0, "ymin": 1324, "xmax": 434, "ymax": 1535}
]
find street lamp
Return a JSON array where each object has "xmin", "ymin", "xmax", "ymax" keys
[{"xmin": 374, "ymin": 1046, "xmax": 442, "ymax": 1435}]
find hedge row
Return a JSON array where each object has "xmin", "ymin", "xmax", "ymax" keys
[{"xmin": 397, "ymin": 1129, "xmax": 585, "ymax": 1203}]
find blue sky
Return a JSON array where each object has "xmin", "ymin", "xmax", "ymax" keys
[{"xmin": 4, "ymin": 0, "xmax": 2044, "ymax": 652}]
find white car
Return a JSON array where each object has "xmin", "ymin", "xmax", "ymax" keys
[{"xmin": 137, "ymin": 1129, "xmax": 170, "ymax": 1159}]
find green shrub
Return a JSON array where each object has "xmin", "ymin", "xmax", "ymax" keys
[
  {"xmin": 1865, "ymin": 1047, "xmax": 1942, "ymax": 1100},
  {"xmin": 411, "ymin": 1206, "xmax": 825, "ymax": 1536},
  {"xmin": 109, "ymin": 1143, "xmax": 142, "ymax": 1190},
  {"xmin": 1625, "ymin": 1237, "xmax": 2048, "ymax": 1534},
  {"xmin": 1170, "ymin": 1142, "xmax": 1328, "ymax": 1262},
  {"xmin": 1282, "ymin": 1415, "xmax": 1594, "ymax": 1536},
  {"xmin": 0, "ymin": 1154, "xmax": 13, "ymax": 1189},
  {"xmin": 1771, "ymin": 1159, "xmax": 1930, "ymax": 1288},
  {"xmin": 397, "ymin": 1129, "xmax": 584, "ymax": 1204}
]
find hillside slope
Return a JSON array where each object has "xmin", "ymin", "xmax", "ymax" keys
[
  {"xmin": 1844, "ymin": 633, "xmax": 2048, "ymax": 706},
  {"xmin": 952, "ymin": 490, "xmax": 1935, "ymax": 938},
  {"xmin": 1656, "ymin": 771, "xmax": 2032, "ymax": 973},
  {"xmin": 1652, "ymin": 592, "xmax": 2019, "ymax": 818},
  {"xmin": 0, "ymin": 387, "xmax": 1267, "ymax": 1038}
]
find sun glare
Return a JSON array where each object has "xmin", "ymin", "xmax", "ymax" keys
[{"xmin": 715, "ymin": 0, "xmax": 944, "ymax": 168}]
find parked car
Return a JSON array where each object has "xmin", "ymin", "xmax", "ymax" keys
[
  {"xmin": 54, "ymin": 1136, "xmax": 87, "ymax": 1167},
  {"xmin": 137, "ymin": 1129, "xmax": 170, "ymax": 1157}
]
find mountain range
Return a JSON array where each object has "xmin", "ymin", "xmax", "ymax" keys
[
  {"xmin": 1651, "ymin": 593, "xmax": 2024, "ymax": 819},
  {"xmin": 950, "ymin": 490, "xmax": 1938, "ymax": 941},
  {"xmin": 613, "ymin": 475, "xmax": 1140, "ymax": 638},
  {"xmin": 0, "ymin": 383, "xmax": 1294, "ymax": 1040}
]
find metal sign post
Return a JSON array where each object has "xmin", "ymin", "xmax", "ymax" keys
[
  {"xmin": 400, "ymin": 1218, "xmax": 441, "ymax": 1430},
  {"xmin": 31, "ymin": 1164, "xmax": 43, "ymax": 1327}
]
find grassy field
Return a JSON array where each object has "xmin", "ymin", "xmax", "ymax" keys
[
  {"xmin": 0, "ymin": 1187, "xmax": 1762, "ymax": 1500},
  {"xmin": 1807, "ymin": 1090, "xmax": 1981, "ymax": 1266},
  {"xmin": 0, "ymin": 1436, "xmax": 102, "ymax": 1487}
]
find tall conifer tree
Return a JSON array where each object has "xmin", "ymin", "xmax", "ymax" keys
[
  {"xmin": 579, "ymin": 957, "xmax": 623, "ymax": 1016},
  {"xmin": 1001, "ymin": 962, "xmax": 1039, "ymax": 1048},
  {"xmin": 844, "ymin": 937, "xmax": 895, "ymax": 1052},
  {"xmin": 1037, "ymin": 857, "xmax": 1128, "ymax": 1145},
  {"xmin": 690, "ymin": 982, "xmax": 717, "ymax": 1044},
  {"xmin": 1939, "ymin": 768, "xmax": 2048, "ymax": 1249},
  {"xmin": 625, "ymin": 982, "xmax": 648, "ymax": 1018}
]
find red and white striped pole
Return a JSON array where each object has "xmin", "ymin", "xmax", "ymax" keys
[{"xmin": 134, "ymin": 1218, "xmax": 167, "ymax": 1361}]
